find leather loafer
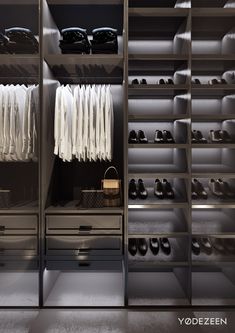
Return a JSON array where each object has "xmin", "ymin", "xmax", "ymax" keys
[
  {"xmin": 162, "ymin": 179, "xmax": 174, "ymax": 199},
  {"xmin": 154, "ymin": 130, "xmax": 164, "ymax": 143},
  {"xmin": 138, "ymin": 130, "xmax": 148, "ymax": 144},
  {"xmin": 194, "ymin": 130, "xmax": 207, "ymax": 143},
  {"xmin": 154, "ymin": 179, "xmax": 164, "ymax": 199},
  {"xmin": 150, "ymin": 238, "xmax": 159, "ymax": 255},
  {"xmin": 138, "ymin": 238, "xmax": 148, "ymax": 256},
  {"xmin": 192, "ymin": 238, "xmax": 200, "ymax": 255},
  {"xmin": 129, "ymin": 179, "xmax": 137, "ymax": 200},
  {"xmin": 167, "ymin": 78, "xmax": 174, "ymax": 84},
  {"xmin": 159, "ymin": 78, "xmax": 166, "ymax": 84},
  {"xmin": 219, "ymin": 130, "xmax": 232, "ymax": 143},
  {"xmin": 209, "ymin": 130, "xmax": 223, "ymax": 143},
  {"xmin": 140, "ymin": 79, "xmax": 147, "ymax": 84},
  {"xmin": 200, "ymin": 238, "xmax": 213, "ymax": 255},
  {"xmin": 217, "ymin": 179, "xmax": 235, "ymax": 198},
  {"xmin": 160, "ymin": 238, "xmax": 171, "ymax": 255},
  {"xmin": 128, "ymin": 238, "xmax": 137, "ymax": 256},
  {"xmin": 192, "ymin": 179, "xmax": 208, "ymax": 199},
  {"xmin": 128, "ymin": 130, "xmax": 138, "ymax": 144},
  {"xmin": 132, "ymin": 79, "xmax": 139, "ymax": 85},
  {"xmin": 163, "ymin": 130, "xmax": 175, "ymax": 143},
  {"xmin": 138, "ymin": 179, "xmax": 148, "ymax": 199},
  {"xmin": 192, "ymin": 78, "xmax": 201, "ymax": 84},
  {"xmin": 209, "ymin": 179, "xmax": 224, "ymax": 198}
]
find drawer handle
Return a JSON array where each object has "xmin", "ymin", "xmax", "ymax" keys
[
  {"xmin": 79, "ymin": 262, "xmax": 90, "ymax": 267},
  {"xmin": 79, "ymin": 225, "xmax": 92, "ymax": 231}
]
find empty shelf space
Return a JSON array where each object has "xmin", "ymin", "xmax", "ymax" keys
[
  {"xmin": 129, "ymin": 8, "xmax": 189, "ymax": 17},
  {"xmin": 192, "ymin": 209, "xmax": 235, "ymax": 234},
  {"xmin": 0, "ymin": 201, "xmax": 39, "ymax": 214},
  {"xmin": 0, "ymin": 271, "xmax": 38, "ymax": 306},
  {"xmin": 128, "ymin": 271, "xmax": 189, "ymax": 306},
  {"xmin": 43, "ymin": 271, "xmax": 124, "ymax": 307},
  {"xmin": 129, "ymin": 54, "xmax": 188, "ymax": 61},
  {"xmin": 47, "ymin": 0, "xmax": 122, "ymax": 4},
  {"xmin": 192, "ymin": 270, "xmax": 235, "ymax": 306},
  {"xmin": 192, "ymin": 96, "xmax": 235, "ymax": 119}
]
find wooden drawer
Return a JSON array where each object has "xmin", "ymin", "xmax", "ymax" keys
[
  {"xmin": 46, "ymin": 215, "xmax": 122, "ymax": 235},
  {"xmin": 0, "ymin": 215, "xmax": 37, "ymax": 235},
  {"xmin": 46, "ymin": 260, "xmax": 122, "ymax": 271},
  {"xmin": 46, "ymin": 236, "xmax": 122, "ymax": 257},
  {"xmin": 0, "ymin": 236, "xmax": 38, "ymax": 256}
]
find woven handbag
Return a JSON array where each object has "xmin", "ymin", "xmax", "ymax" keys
[{"xmin": 102, "ymin": 166, "xmax": 121, "ymax": 207}]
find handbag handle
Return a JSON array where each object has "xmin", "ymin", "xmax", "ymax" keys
[{"xmin": 104, "ymin": 166, "xmax": 119, "ymax": 180}]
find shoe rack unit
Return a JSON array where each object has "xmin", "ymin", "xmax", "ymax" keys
[
  {"xmin": 0, "ymin": 0, "xmax": 235, "ymax": 309},
  {"xmin": 191, "ymin": 0, "xmax": 235, "ymax": 306},
  {"xmin": 0, "ymin": 0, "xmax": 40, "ymax": 307},
  {"xmin": 126, "ymin": 0, "xmax": 191, "ymax": 306}
]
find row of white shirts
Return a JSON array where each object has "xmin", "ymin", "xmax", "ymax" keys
[
  {"xmin": 54, "ymin": 84, "xmax": 114, "ymax": 162},
  {"xmin": 0, "ymin": 84, "xmax": 39, "ymax": 162}
]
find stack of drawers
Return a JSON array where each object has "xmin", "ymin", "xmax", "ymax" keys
[
  {"xmin": 45, "ymin": 214, "xmax": 123, "ymax": 271},
  {"xmin": 0, "ymin": 215, "xmax": 38, "ymax": 270}
]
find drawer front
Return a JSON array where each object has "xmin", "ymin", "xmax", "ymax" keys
[
  {"xmin": 46, "ymin": 260, "xmax": 122, "ymax": 271},
  {"xmin": 0, "ymin": 260, "xmax": 38, "ymax": 270},
  {"xmin": 0, "ymin": 215, "xmax": 37, "ymax": 235},
  {"xmin": 0, "ymin": 236, "xmax": 38, "ymax": 255},
  {"xmin": 46, "ymin": 215, "xmax": 122, "ymax": 235},
  {"xmin": 46, "ymin": 236, "xmax": 122, "ymax": 256}
]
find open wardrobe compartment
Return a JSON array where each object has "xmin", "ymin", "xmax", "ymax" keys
[{"xmin": 0, "ymin": 0, "xmax": 235, "ymax": 308}]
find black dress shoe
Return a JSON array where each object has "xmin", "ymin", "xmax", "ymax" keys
[
  {"xmin": 200, "ymin": 238, "xmax": 213, "ymax": 255},
  {"xmin": 192, "ymin": 78, "xmax": 201, "ymax": 84},
  {"xmin": 138, "ymin": 179, "xmax": 148, "ymax": 199},
  {"xmin": 192, "ymin": 179, "xmax": 208, "ymax": 199},
  {"xmin": 128, "ymin": 238, "xmax": 137, "ymax": 256},
  {"xmin": 162, "ymin": 179, "xmax": 174, "ymax": 199},
  {"xmin": 154, "ymin": 179, "xmax": 164, "ymax": 199},
  {"xmin": 219, "ymin": 130, "xmax": 232, "ymax": 143},
  {"xmin": 159, "ymin": 79, "xmax": 166, "ymax": 84},
  {"xmin": 217, "ymin": 179, "xmax": 235, "ymax": 198},
  {"xmin": 209, "ymin": 130, "xmax": 223, "ymax": 143},
  {"xmin": 132, "ymin": 79, "xmax": 139, "ymax": 85},
  {"xmin": 129, "ymin": 179, "xmax": 138, "ymax": 200},
  {"xmin": 138, "ymin": 130, "xmax": 148, "ymax": 144},
  {"xmin": 209, "ymin": 179, "xmax": 224, "ymax": 198},
  {"xmin": 150, "ymin": 238, "xmax": 159, "ymax": 255},
  {"xmin": 167, "ymin": 78, "xmax": 174, "ymax": 84},
  {"xmin": 160, "ymin": 238, "xmax": 171, "ymax": 255},
  {"xmin": 218, "ymin": 78, "xmax": 227, "ymax": 84},
  {"xmin": 194, "ymin": 130, "xmax": 207, "ymax": 143},
  {"xmin": 210, "ymin": 237, "xmax": 225, "ymax": 253},
  {"xmin": 163, "ymin": 130, "xmax": 175, "ymax": 143},
  {"xmin": 192, "ymin": 238, "xmax": 200, "ymax": 255},
  {"xmin": 154, "ymin": 130, "xmax": 164, "ymax": 143},
  {"xmin": 223, "ymin": 239, "xmax": 235, "ymax": 254},
  {"xmin": 128, "ymin": 130, "xmax": 138, "ymax": 144},
  {"xmin": 191, "ymin": 181, "xmax": 198, "ymax": 200},
  {"xmin": 138, "ymin": 238, "xmax": 148, "ymax": 256},
  {"xmin": 140, "ymin": 79, "xmax": 147, "ymax": 84},
  {"xmin": 191, "ymin": 131, "xmax": 197, "ymax": 143},
  {"xmin": 208, "ymin": 78, "xmax": 219, "ymax": 85}
]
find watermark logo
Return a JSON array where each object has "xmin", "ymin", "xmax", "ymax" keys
[{"xmin": 178, "ymin": 317, "xmax": 228, "ymax": 326}]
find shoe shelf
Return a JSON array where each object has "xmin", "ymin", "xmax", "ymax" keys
[
  {"xmin": 192, "ymin": 209, "xmax": 235, "ymax": 235},
  {"xmin": 129, "ymin": 143, "xmax": 188, "ymax": 148},
  {"xmin": 128, "ymin": 85, "xmax": 189, "ymax": 98},
  {"xmin": 129, "ymin": 54, "xmax": 189, "ymax": 61},
  {"xmin": 129, "ymin": 0, "xmax": 190, "ymax": 8},
  {"xmin": 0, "ymin": 201, "xmax": 39, "ymax": 215},
  {"xmin": 47, "ymin": 0, "xmax": 122, "ymax": 4},
  {"xmin": 128, "ymin": 8, "xmax": 189, "ymax": 17},
  {"xmin": 192, "ymin": 8, "xmax": 235, "ymax": 16},
  {"xmin": 128, "ymin": 270, "xmax": 190, "ymax": 306},
  {"xmin": 192, "ymin": 0, "xmax": 231, "ymax": 7},
  {"xmin": 192, "ymin": 269, "xmax": 235, "ymax": 306}
]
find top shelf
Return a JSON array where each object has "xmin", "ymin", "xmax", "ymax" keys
[{"xmin": 129, "ymin": 8, "xmax": 189, "ymax": 17}]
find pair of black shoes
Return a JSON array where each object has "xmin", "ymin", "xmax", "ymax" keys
[
  {"xmin": 209, "ymin": 130, "xmax": 232, "ymax": 143},
  {"xmin": 154, "ymin": 179, "xmax": 175, "ymax": 199},
  {"xmin": 192, "ymin": 130, "xmax": 207, "ymax": 144},
  {"xmin": 0, "ymin": 28, "xmax": 38, "ymax": 54},
  {"xmin": 192, "ymin": 237, "xmax": 235, "ymax": 256},
  {"xmin": 131, "ymin": 79, "xmax": 147, "ymax": 85},
  {"xmin": 154, "ymin": 130, "xmax": 175, "ymax": 143},
  {"xmin": 128, "ymin": 130, "xmax": 148, "ymax": 144},
  {"xmin": 129, "ymin": 179, "xmax": 148, "ymax": 200},
  {"xmin": 159, "ymin": 78, "xmax": 174, "ymax": 85},
  {"xmin": 128, "ymin": 238, "xmax": 171, "ymax": 256},
  {"xmin": 192, "ymin": 78, "xmax": 227, "ymax": 85},
  {"xmin": 60, "ymin": 27, "xmax": 118, "ymax": 54},
  {"xmin": 209, "ymin": 179, "xmax": 235, "ymax": 199},
  {"xmin": 191, "ymin": 179, "xmax": 208, "ymax": 200}
]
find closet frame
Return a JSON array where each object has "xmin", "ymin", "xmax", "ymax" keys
[{"xmin": 0, "ymin": 0, "xmax": 235, "ymax": 309}]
